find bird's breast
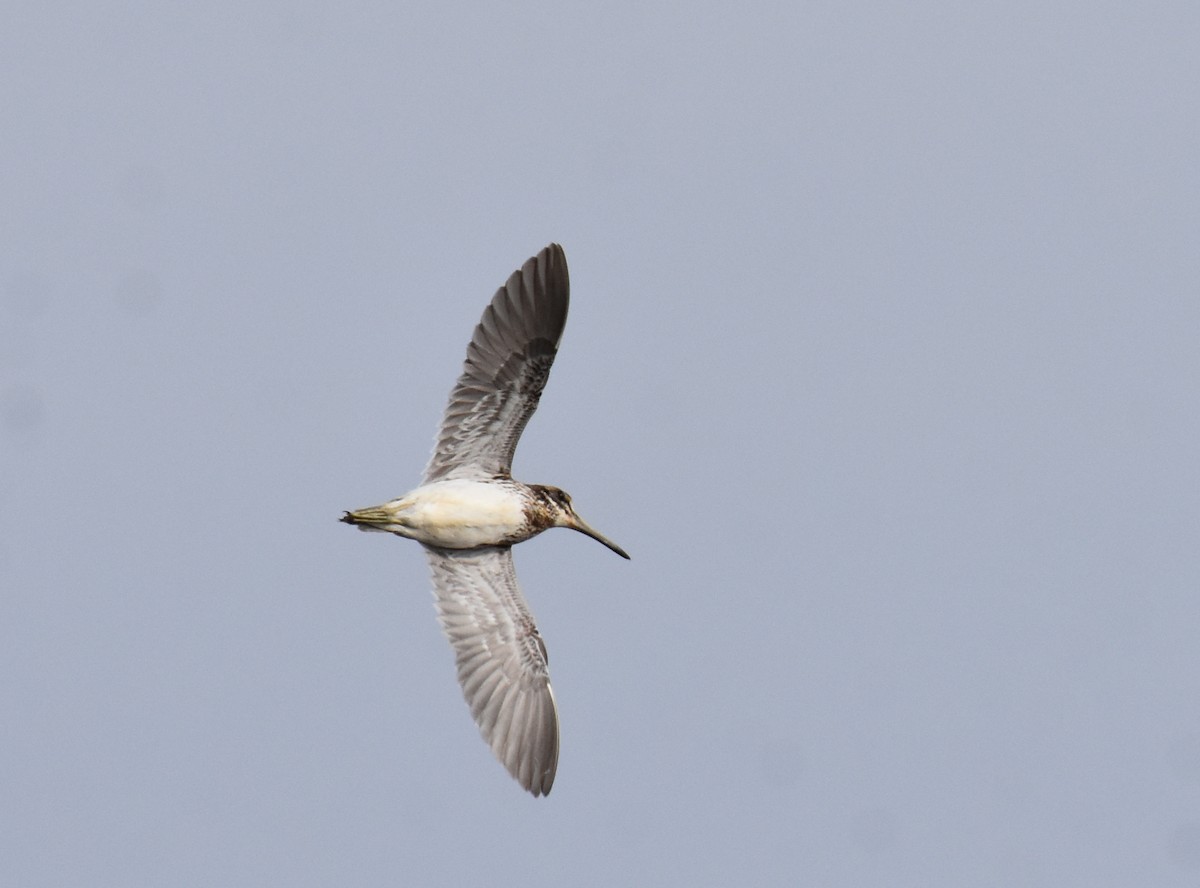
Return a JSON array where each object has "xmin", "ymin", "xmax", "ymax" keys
[{"xmin": 393, "ymin": 479, "xmax": 532, "ymax": 549}]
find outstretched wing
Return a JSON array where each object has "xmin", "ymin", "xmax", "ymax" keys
[
  {"xmin": 425, "ymin": 544, "xmax": 559, "ymax": 796},
  {"xmin": 423, "ymin": 244, "xmax": 569, "ymax": 483}
]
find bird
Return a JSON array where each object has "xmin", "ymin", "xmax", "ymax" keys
[{"xmin": 341, "ymin": 244, "xmax": 629, "ymax": 796}]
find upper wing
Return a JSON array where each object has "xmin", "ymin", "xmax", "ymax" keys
[
  {"xmin": 423, "ymin": 244, "xmax": 569, "ymax": 483},
  {"xmin": 425, "ymin": 544, "xmax": 559, "ymax": 796}
]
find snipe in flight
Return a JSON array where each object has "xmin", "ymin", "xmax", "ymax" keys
[{"xmin": 342, "ymin": 244, "xmax": 628, "ymax": 796}]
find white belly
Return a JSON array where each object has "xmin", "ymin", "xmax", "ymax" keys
[{"xmin": 383, "ymin": 479, "xmax": 527, "ymax": 549}]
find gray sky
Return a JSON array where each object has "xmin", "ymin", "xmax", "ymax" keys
[{"xmin": 3, "ymin": 2, "xmax": 1199, "ymax": 885}]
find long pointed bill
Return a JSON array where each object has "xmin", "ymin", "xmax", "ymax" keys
[{"xmin": 568, "ymin": 514, "xmax": 631, "ymax": 559}]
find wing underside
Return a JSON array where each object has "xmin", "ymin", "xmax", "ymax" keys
[
  {"xmin": 424, "ymin": 544, "xmax": 560, "ymax": 796},
  {"xmin": 423, "ymin": 244, "xmax": 569, "ymax": 483}
]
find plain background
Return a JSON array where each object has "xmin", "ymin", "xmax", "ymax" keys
[{"xmin": 3, "ymin": 2, "xmax": 1199, "ymax": 886}]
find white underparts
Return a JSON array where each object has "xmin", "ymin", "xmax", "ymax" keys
[{"xmin": 373, "ymin": 479, "xmax": 530, "ymax": 549}]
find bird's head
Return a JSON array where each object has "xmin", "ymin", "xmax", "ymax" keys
[{"xmin": 536, "ymin": 486, "xmax": 630, "ymax": 560}]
